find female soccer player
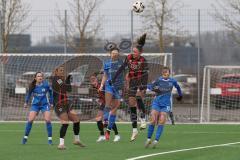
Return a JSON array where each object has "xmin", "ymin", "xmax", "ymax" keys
[
  {"xmin": 145, "ymin": 67, "xmax": 182, "ymax": 148},
  {"xmin": 89, "ymin": 73, "xmax": 120, "ymax": 142},
  {"xmin": 99, "ymin": 47, "xmax": 124, "ymax": 141},
  {"xmin": 22, "ymin": 72, "xmax": 53, "ymax": 145},
  {"xmin": 111, "ymin": 33, "xmax": 148, "ymax": 141},
  {"xmin": 52, "ymin": 66, "xmax": 85, "ymax": 150}
]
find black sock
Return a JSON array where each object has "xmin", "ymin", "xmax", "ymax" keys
[
  {"xmin": 60, "ymin": 124, "xmax": 69, "ymax": 138},
  {"xmin": 73, "ymin": 122, "xmax": 80, "ymax": 135},
  {"xmin": 169, "ymin": 111, "xmax": 175, "ymax": 125},
  {"xmin": 97, "ymin": 121, "xmax": 104, "ymax": 135},
  {"xmin": 130, "ymin": 107, "xmax": 137, "ymax": 128},
  {"xmin": 136, "ymin": 96, "xmax": 146, "ymax": 119},
  {"xmin": 112, "ymin": 123, "xmax": 118, "ymax": 135}
]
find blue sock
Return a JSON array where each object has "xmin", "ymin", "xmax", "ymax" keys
[
  {"xmin": 147, "ymin": 124, "xmax": 155, "ymax": 139},
  {"xmin": 103, "ymin": 107, "xmax": 110, "ymax": 122},
  {"xmin": 24, "ymin": 121, "xmax": 33, "ymax": 136},
  {"xmin": 46, "ymin": 122, "xmax": 52, "ymax": 137},
  {"xmin": 107, "ymin": 114, "xmax": 116, "ymax": 130},
  {"xmin": 155, "ymin": 125, "xmax": 164, "ymax": 141}
]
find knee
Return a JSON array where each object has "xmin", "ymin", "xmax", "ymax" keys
[
  {"xmin": 95, "ymin": 116, "xmax": 102, "ymax": 121},
  {"xmin": 158, "ymin": 118, "xmax": 166, "ymax": 125},
  {"xmin": 149, "ymin": 117, "xmax": 157, "ymax": 125}
]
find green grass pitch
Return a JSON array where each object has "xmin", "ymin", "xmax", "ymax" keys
[{"xmin": 0, "ymin": 123, "xmax": 240, "ymax": 160}]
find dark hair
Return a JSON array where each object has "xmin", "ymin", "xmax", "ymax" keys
[
  {"xmin": 110, "ymin": 47, "xmax": 119, "ymax": 53},
  {"xmin": 162, "ymin": 66, "xmax": 171, "ymax": 73},
  {"xmin": 29, "ymin": 71, "xmax": 42, "ymax": 92},
  {"xmin": 90, "ymin": 72, "xmax": 98, "ymax": 78},
  {"xmin": 135, "ymin": 33, "xmax": 147, "ymax": 52}
]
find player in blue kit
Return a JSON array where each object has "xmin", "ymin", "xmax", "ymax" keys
[
  {"xmin": 99, "ymin": 46, "xmax": 124, "ymax": 141},
  {"xmin": 22, "ymin": 72, "xmax": 53, "ymax": 145},
  {"xmin": 145, "ymin": 67, "xmax": 182, "ymax": 148}
]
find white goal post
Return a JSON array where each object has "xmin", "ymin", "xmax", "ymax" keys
[{"xmin": 200, "ymin": 65, "xmax": 240, "ymax": 123}]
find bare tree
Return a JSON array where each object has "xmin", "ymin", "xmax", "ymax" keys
[
  {"xmin": 141, "ymin": 0, "xmax": 184, "ymax": 52},
  {"xmin": 56, "ymin": 0, "xmax": 103, "ymax": 53},
  {"xmin": 211, "ymin": 0, "xmax": 240, "ymax": 45},
  {"xmin": 0, "ymin": 0, "xmax": 30, "ymax": 53}
]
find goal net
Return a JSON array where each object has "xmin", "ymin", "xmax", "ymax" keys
[
  {"xmin": 200, "ymin": 65, "xmax": 240, "ymax": 123},
  {"xmin": 0, "ymin": 53, "xmax": 172, "ymax": 121}
]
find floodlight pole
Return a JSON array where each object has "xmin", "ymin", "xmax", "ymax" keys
[
  {"xmin": 197, "ymin": 9, "xmax": 201, "ymax": 122},
  {"xmin": 131, "ymin": 10, "xmax": 134, "ymax": 53},
  {"xmin": 64, "ymin": 10, "xmax": 68, "ymax": 54}
]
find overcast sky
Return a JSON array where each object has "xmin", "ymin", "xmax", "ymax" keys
[
  {"xmin": 25, "ymin": 0, "xmax": 217, "ymax": 10},
  {"xmin": 22, "ymin": 0, "xmax": 219, "ymax": 45}
]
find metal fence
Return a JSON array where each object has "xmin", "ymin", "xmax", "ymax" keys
[{"xmin": 0, "ymin": 8, "xmax": 239, "ymax": 122}]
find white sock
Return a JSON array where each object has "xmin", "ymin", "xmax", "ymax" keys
[
  {"xmin": 133, "ymin": 128, "xmax": 138, "ymax": 133},
  {"xmin": 60, "ymin": 138, "xmax": 64, "ymax": 145},
  {"xmin": 48, "ymin": 137, "xmax": 52, "ymax": 140},
  {"xmin": 24, "ymin": 136, "xmax": 28, "ymax": 139},
  {"xmin": 74, "ymin": 135, "xmax": 80, "ymax": 141}
]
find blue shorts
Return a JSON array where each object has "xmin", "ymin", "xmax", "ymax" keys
[
  {"xmin": 105, "ymin": 84, "xmax": 121, "ymax": 100},
  {"xmin": 151, "ymin": 98, "xmax": 171, "ymax": 113},
  {"xmin": 30, "ymin": 104, "xmax": 50, "ymax": 113}
]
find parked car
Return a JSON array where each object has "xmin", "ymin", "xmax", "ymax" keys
[
  {"xmin": 172, "ymin": 74, "xmax": 197, "ymax": 103},
  {"xmin": 4, "ymin": 74, "xmax": 17, "ymax": 96},
  {"xmin": 214, "ymin": 74, "xmax": 240, "ymax": 109}
]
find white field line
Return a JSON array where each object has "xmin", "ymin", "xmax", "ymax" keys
[{"xmin": 126, "ymin": 141, "xmax": 240, "ymax": 160}]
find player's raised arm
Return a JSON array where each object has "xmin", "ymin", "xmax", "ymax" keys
[{"xmin": 111, "ymin": 57, "xmax": 128, "ymax": 84}]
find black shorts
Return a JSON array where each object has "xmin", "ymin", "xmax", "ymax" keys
[
  {"xmin": 128, "ymin": 79, "xmax": 147, "ymax": 97},
  {"xmin": 54, "ymin": 103, "xmax": 73, "ymax": 117}
]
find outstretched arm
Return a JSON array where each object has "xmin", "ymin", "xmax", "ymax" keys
[{"xmin": 112, "ymin": 57, "xmax": 128, "ymax": 84}]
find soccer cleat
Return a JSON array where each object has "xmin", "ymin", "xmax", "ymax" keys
[
  {"xmin": 140, "ymin": 118, "xmax": 147, "ymax": 130},
  {"xmin": 130, "ymin": 130, "xmax": 138, "ymax": 142},
  {"xmin": 113, "ymin": 135, "xmax": 120, "ymax": 142},
  {"xmin": 57, "ymin": 144, "xmax": 66, "ymax": 150},
  {"xmin": 105, "ymin": 131, "xmax": 110, "ymax": 141},
  {"xmin": 96, "ymin": 136, "xmax": 106, "ymax": 142},
  {"xmin": 48, "ymin": 140, "xmax": 53, "ymax": 145},
  {"xmin": 22, "ymin": 137, "xmax": 27, "ymax": 144},
  {"xmin": 73, "ymin": 140, "xmax": 86, "ymax": 147},
  {"xmin": 152, "ymin": 140, "xmax": 158, "ymax": 149},
  {"xmin": 144, "ymin": 139, "xmax": 152, "ymax": 148}
]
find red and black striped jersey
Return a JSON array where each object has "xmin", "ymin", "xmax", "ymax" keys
[
  {"xmin": 126, "ymin": 54, "xmax": 148, "ymax": 80},
  {"xmin": 93, "ymin": 84, "xmax": 105, "ymax": 105}
]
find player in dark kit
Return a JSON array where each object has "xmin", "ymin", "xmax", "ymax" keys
[
  {"xmin": 111, "ymin": 33, "xmax": 148, "ymax": 141},
  {"xmin": 89, "ymin": 73, "xmax": 120, "ymax": 142},
  {"xmin": 52, "ymin": 66, "xmax": 85, "ymax": 150}
]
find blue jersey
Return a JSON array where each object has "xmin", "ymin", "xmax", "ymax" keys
[
  {"xmin": 104, "ymin": 59, "xmax": 124, "ymax": 90},
  {"xmin": 147, "ymin": 77, "xmax": 182, "ymax": 107},
  {"xmin": 25, "ymin": 80, "xmax": 53, "ymax": 106}
]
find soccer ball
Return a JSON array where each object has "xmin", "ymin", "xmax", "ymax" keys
[{"xmin": 132, "ymin": 1, "xmax": 145, "ymax": 13}]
